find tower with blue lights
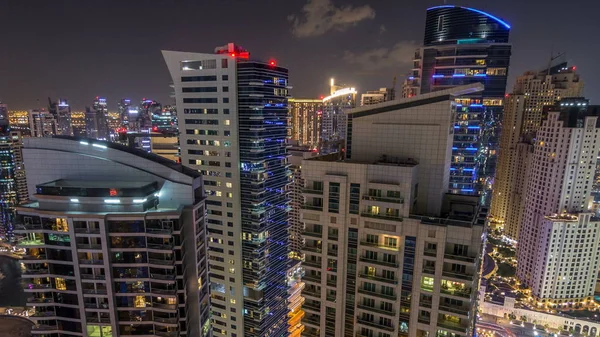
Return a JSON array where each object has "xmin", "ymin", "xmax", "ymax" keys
[
  {"xmin": 163, "ymin": 43, "xmax": 290, "ymax": 337},
  {"xmin": 403, "ymin": 5, "xmax": 511, "ymax": 202}
]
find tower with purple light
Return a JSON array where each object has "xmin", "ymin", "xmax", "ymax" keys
[{"xmin": 403, "ymin": 5, "xmax": 512, "ymax": 203}]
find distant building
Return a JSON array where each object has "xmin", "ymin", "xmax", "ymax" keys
[
  {"xmin": 288, "ymin": 98, "xmax": 322, "ymax": 148},
  {"xmin": 48, "ymin": 98, "xmax": 72, "ymax": 136},
  {"xmin": 17, "ymin": 136, "xmax": 210, "ymax": 337},
  {"xmin": 91, "ymin": 97, "xmax": 109, "ymax": 140},
  {"xmin": 321, "ymin": 78, "xmax": 356, "ymax": 154},
  {"xmin": 288, "ymin": 144, "xmax": 319, "ymax": 260},
  {"xmin": 8, "ymin": 110, "xmax": 30, "ymax": 136},
  {"xmin": 70, "ymin": 111, "xmax": 86, "ymax": 138},
  {"xmin": 117, "ymin": 98, "xmax": 131, "ymax": 128},
  {"xmin": 29, "ymin": 109, "xmax": 57, "ymax": 137},
  {"xmin": 491, "ymin": 63, "xmax": 583, "ymax": 239},
  {"xmin": 360, "ymin": 87, "xmax": 395, "ymax": 106},
  {"xmin": 150, "ymin": 134, "xmax": 179, "ymax": 162},
  {"xmin": 516, "ymin": 98, "xmax": 600, "ymax": 308},
  {"xmin": 106, "ymin": 111, "xmax": 121, "ymax": 135}
]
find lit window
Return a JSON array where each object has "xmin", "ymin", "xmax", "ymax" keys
[
  {"xmin": 229, "ymin": 268, "xmax": 235, "ymax": 274},
  {"xmin": 55, "ymin": 277, "xmax": 66, "ymax": 290},
  {"xmin": 134, "ymin": 295, "xmax": 146, "ymax": 308},
  {"xmin": 224, "ymin": 120, "xmax": 230, "ymax": 126},
  {"xmin": 230, "ymin": 299, "xmax": 236, "ymax": 304},
  {"xmin": 226, "ymin": 183, "xmax": 232, "ymax": 188}
]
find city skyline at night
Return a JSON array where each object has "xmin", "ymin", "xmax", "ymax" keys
[{"xmin": 2, "ymin": 0, "xmax": 600, "ymax": 110}]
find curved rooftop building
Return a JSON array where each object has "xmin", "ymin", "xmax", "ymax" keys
[
  {"xmin": 403, "ymin": 5, "xmax": 512, "ymax": 202},
  {"xmin": 424, "ymin": 6, "xmax": 510, "ymax": 46},
  {"xmin": 16, "ymin": 136, "xmax": 210, "ymax": 337}
]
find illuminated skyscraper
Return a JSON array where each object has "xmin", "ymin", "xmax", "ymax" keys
[
  {"xmin": 321, "ymin": 78, "xmax": 356, "ymax": 154},
  {"xmin": 360, "ymin": 87, "xmax": 395, "ymax": 106},
  {"xmin": 71, "ymin": 111, "xmax": 87, "ymax": 138},
  {"xmin": 490, "ymin": 63, "xmax": 583, "ymax": 239},
  {"xmin": 89, "ymin": 97, "xmax": 109, "ymax": 140},
  {"xmin": 164, "ymin": 43, "xmax": 290, "ymax": 337},
  {"xmin": 8, "ymin": 110, "xmax": 31, "ymax": 136},
  {"xmin": 118, "ymin": 98, "xmax": 131, "ymax": 128},
  {"xmin": 0, "ymin": 104, "xmax": 27, "ymax": 242},
  {"xmin": 29, "ymin": 109, "xmax": 57, "ymax": 137},
  {"xmin": 48, "ymin": 98, "xmax": 72, "ymax": 136},
  {"xmin": 288, "ymin": 98, "xmax": 322, "ymax": 148},
  {"xmin": 403, "ymin": 5, "xmax": 511, "ymax": 201}
]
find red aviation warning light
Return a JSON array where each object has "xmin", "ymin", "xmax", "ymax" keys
[{"xmin": 269, "ymin": 60, "xmax": 276, "ymax": 66}]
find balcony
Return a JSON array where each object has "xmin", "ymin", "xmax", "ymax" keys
[
  {"xmin": 151, "ymin": 288, "xmax": 177, "ymax": 296},
  {"xmin": 357, "ymin": 288, "xmax": 396, "ymax": 301},
  {"xmin": 303, "ymin": 260, "xmax": 322, "ymax": 268},
  {"xmin": 442, "ymin": 270, "xmax": 473, "ymax": 281},
  {"xmin": 356, "ymin": 304, "xmax": 395, "ymax": 316},
  {"xmin": 356, "ymin": 318, "xmax": 394, "ymax": 332},
  {"xmin": 75, "ymin": 227, "xmax": 101, "ymax": 234},
  {"xmin": 359, "ymin": 257, "xmax": 399, "ymax": 268},
  {"xmin": 83, "ymin": 288, "xmax": 108, "ymax": 295},
  {"xmin": 79, "ymin": 259, "xmax": 104, "ymax": 265},
  {"xmin": 303, "ymin": 188, "xmax": 323, "ymax": 195},
  {"xmin": 31, "ymin": 324, "xmax": 59, "ymax": 332},
  {"xmin": 439, "ymin": 304, "xmax": 470, "ymax": 317},
  {"xmin": 424, "ymin": 249, "xmax": 437, "ymax": 257},
  {"xmin": 150, "ymin": 273, "xmax": 176, "ymax": 281},
  {"xmin": 422, "ymin": 267, "xmax": 436, "ymax": 275},
  {"xmin": 154, "ymin": 317, "xmax": 179, "ymax": 325},
  {"xmin": 359, "ymin": 241, "xmax": 399, "ymax": 251},
  {"xmin": 149, "ymin": 258, "xmax": 175, "ymax": 266},
  {"xmin": 358, "ymin": 273, "xmax": 398, "ymax": 285},
  {"xmin": 303, "ymin": 302, "xmax": 320, "ymax": 312},
  {"xmin": 304, "ymin": 316, "xmax": 320, "ymax": 326},
  {"xmin": 23, "ymin": 268, "xmax": 50, "ymax": 276},
  {"xmin": 146, "ymin": 228, "xmax": 173, "ymax": 236},
  {"xmin": 301, "ymin": 204, "xmax": 323, "ymax": 211},
  {"xmin": 153, "ymin": 302, "xmax": 177, "ymax": 310},
  {"xmin": 303, "ymin": 289, "xmax": 320, "ymax": 299},
  {"xmin": 444, "ymin": 253, "xmax": 476, "ymax": 263},
  {"xmin": 327, "ymin": 250, "xmax": 338, "ymax": 257},
  {"xmin": 156, "ymin": 331, "xmax": 178, "ymax": 337},
  {"xmin": 302, "ymin": 274, "xmax": 321, "ymax": 283},
  {"xmin": 362, "ymin": 195, "xmax": 404, "ymax": 204},
  {"xmin": 302, "ymin": 246, "xmax": 322, "ymax": 254},
  {"xmin": 22, "ymin": 254, "xmax": 47, "ymax": 261},
  {"xmin": 27, "ymin": 297, "xmax": 54, "ymax": 304},
  {"xmin": 437, "ymin": 320, "xmax": 468, "ymax": 334},
  {"xmin": 440, "ymin": 287, "xmax": 472, "ymax": 299},
  {"xmin": 148, "ymin": 243, "xmax": 174, "ymax": 251},
  {"xmin": 360, "ymin": 212, "xmax": 402, "ymax": 222},
  {"xmin": 303, "ymin": 231, "xmax": 322, "ymax": 239},
  {"xmin": 77, "ymin": 243, "xmax": 102, "ymax": 250}
]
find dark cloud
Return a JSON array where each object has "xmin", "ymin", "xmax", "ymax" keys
[{"xmin": 288, "ymin": 0, "xmax": 376, "ymax": 38}]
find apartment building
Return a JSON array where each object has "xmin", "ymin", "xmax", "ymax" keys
[
  {"xmin": 300, "ymin": 84, "xmax": 487, "ymax": 337},
  {"xmin": 16, "ymin": 136, "xmax": 209, "ymax": 337}
]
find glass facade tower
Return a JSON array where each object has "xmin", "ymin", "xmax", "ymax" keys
[
  {"xmin": 403, "ymin": 6, "xmax": 511, "ymax": 202},
  {"xmin": 163, "ymin": 43, "xmax": 291, "ymax": 337}
]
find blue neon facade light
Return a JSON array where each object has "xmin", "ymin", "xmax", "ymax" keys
[
  {"xmin": 426, "ymin": 5, "xmax": 511, "ymax": 29},
  {"xmin": 452, "ymin": 74, "xmax": 466, "ymax": 77}
]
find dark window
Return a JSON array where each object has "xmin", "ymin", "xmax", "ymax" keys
[
  {"xmin": 181, "ymin": 76, "xmax": 216, "ymax": 82},
  {"xmin": 183, "ymin": 98, "xmax": 218, "ymax": 104}
]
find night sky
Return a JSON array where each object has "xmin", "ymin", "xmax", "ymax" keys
[{"xmin": 1, "ymin": 0, "xmax": 599, "ymax": 111}]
